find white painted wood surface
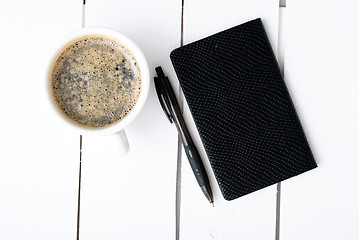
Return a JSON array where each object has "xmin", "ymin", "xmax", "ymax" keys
[
  {"xmin": 178, "ymin": 1, "xmax": 280, "ymax": 239},
  {"xmin": 0, "ymin": 1, "xmax": 82, "ymax": 239},
  {"xmin": 1, "ymin": 0, "xmax": 358, "ymax": 239},
  {"xmin": 281, "ymin": 0, "xmax": 359, "ymax": 239},
  {"xmin": 79, "ymin": 1, "xmax": 180, "ymax": 239}
]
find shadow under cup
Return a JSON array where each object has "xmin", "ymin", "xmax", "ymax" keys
[{"xmin": 49, "ymin": 29, "xmax": 149, "ymax": 133}]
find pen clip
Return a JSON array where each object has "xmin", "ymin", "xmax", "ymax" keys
[{"xmin": 154, "ymin": 76, "xmax": 173, "ymax": 123}]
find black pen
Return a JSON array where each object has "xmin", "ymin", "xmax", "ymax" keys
[{"xmin": 154, "ymin": 66, "xmax": 214, "ymax": 206}]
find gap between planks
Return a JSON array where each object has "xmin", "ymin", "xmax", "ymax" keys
[
  {"xmin": 175, "ymin": 1, "xmax": 185, "ymax": 240},
  {"xmin": 76, "ymin": 135, "xmax": 83, "ymax": 240},
  {"xmin": 77, "ymin": 2, "xmax": 86, "ymax": 240},
  {"xmin": 276, "ymin": 3, "xmax": 286, "ymax": 240}
]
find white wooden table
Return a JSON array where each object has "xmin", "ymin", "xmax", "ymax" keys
[{"xmin": 1, "ymin": 0, "xmax": 358, "ymax": 239}]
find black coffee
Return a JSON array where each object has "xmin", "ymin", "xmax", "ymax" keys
[{"xmin": 50, "ymin": 35, "xmax": 142, "ymax": 129}]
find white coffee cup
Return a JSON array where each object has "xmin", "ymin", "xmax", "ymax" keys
[{"xmin": 48, "ymin": 27, "xmax": 150, "ymax": 154}]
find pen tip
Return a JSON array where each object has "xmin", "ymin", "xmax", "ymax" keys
[{"xmin": 212, "ymin": 202, "xmax": 214, "ymax": 208}]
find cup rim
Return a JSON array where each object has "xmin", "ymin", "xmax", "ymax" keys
[{"xmin": 48, "ymin": 27, "xmax": 150, "ymax": 135}]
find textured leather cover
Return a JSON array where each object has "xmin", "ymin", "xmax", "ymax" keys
[{"xmin": 170, "ymin": 18, "xmax": 317, "ymax": 201}]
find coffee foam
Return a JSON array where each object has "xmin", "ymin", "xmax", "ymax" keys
[{"xmin": 50, "ymin": 35, "xmax": 142, "ymax": 129}]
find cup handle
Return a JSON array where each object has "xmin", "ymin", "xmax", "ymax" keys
[{"xmin": 118, "ymin": 129, "xmax": 130, "ymax": 155}]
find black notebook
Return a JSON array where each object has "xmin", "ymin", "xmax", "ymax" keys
[{"xmin": 170, "ymin": 18, "xmax": 317, "ymax": 201}]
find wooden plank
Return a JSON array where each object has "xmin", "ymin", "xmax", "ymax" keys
[
  {"xmin": 179, "ymin": 1, "xmax": 280, "ymax": 239},
  {"xmin": 80, "ymin": 1, "xmax": 181, "ymax": 239},
  {"xmin": 281, "ymin": 0, "xmax": 359, "ymax": 239},
  {"xmin": 0, "ymin": 1, "xmax": 82, "ymax": 239}
]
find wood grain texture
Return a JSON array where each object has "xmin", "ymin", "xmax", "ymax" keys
[
  {"xmin": 178, "ymin": 0, "xmax": 280, "ymax": 239},
  {"xmin": 80, "ymin": 1, "xmax": 181, "ymax": 239},
  {"xmin": 281, "ymin": 0, "xmax": 359, "ymax": 239},
  {"xmin": 0, "ymin": 0, "xmax": 83, "ymax": 239}
]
